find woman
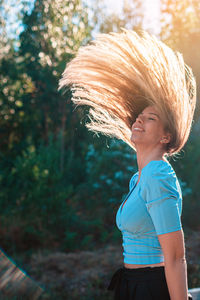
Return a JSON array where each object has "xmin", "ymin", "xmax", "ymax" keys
[
  {"xmin": 59, "ymin": 29, "xmax": 196, "ymax": 299},
  {"xmin": 110, "ymin": 103, "xmax": 191, "ymax": 300}
]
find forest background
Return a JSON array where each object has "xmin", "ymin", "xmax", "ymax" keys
[{"xmin": 0, "ymin": 0, "xmax": 200, "ymax": 299}]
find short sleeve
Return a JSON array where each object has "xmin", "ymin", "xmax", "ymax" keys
[{"xmin": 141, "ymin": 162, "xmax": 182, "ymax": 235}]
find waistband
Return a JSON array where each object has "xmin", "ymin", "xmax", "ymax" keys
[
  {"xmin": 107, "ymin": 266, "xmax": 193, "ymax": 300},
  {"xmin": 107, "ymin": 266, "xmax": 165, "ymax": 291},
  {"xmin": 123, "ymin": 266, "xmax": 165, "ymax": 274}
]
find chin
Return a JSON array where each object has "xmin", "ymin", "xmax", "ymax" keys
[
  {"xmin": 130, "ymin": 137, "xmax": 138, "ymax": 146},
  {"xmin": 131, "ymin": 135, "xmax": 139, "ymax": 142},
  {"xmin": 131, "ymin": 136, "xmax": 135, "ymax": 142}
]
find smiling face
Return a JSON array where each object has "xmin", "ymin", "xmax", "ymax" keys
[{"xmin": 131, "ymin": 105, "xmax": 171, "ymax": 152}]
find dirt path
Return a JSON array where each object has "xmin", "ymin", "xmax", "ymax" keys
[{"xmin": 26, "ymin": 229, "xmax": 200, "ymax": 299}]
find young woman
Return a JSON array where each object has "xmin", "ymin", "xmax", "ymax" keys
[{"xmin": 59, "ymin": 29, "xmax": 196, "ymax": 300}]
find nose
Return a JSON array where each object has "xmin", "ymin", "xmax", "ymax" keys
[
  {"xmin": 132, "ymin": 114, "xmax": 143, "ymax": 130},
  {"xmin": 135, "ymin": 114, "xmax": 143, "ymax": 124}
]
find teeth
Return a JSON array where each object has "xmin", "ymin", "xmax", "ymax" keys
[{"xmin": 134, "ymin": 128, "xmax": 143, "ymax": 131}]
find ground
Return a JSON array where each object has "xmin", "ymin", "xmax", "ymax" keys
[{"xmin": 25, "ymin": 228, "xmax": 200, "ymax": 299}]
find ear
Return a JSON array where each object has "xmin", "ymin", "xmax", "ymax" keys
[{"xmin": 160, "ymin": 132, "xmax": 171, "ymax": 144}]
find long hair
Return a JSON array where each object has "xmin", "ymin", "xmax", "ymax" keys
[{"xmin": 59, "ymin": 28, "xmax": 196, "ymax": 156}]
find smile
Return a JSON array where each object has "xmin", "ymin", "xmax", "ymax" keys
[{"xmin": 133, "ymin": 128, "xmax": 144, "ymax": 132}]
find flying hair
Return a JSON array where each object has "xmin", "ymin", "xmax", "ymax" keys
[{"xmin": 59, "ymin": 28, "xmax": 196, "ymax": 156}]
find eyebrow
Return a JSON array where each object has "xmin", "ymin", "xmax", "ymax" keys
[{"xmin": 140, "ymin": 112, "xmax": 160, "ymax": 118}]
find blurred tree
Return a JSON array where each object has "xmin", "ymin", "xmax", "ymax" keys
[
  {"xmin": 1, "ymin": 0, "xmax": 199, "ymax": 259},
  {"xmin": 0, "ymin": 0, "xmax": 93, "ymax": 169},
  {"xmin": 0, "ymin": 0, "xmax": 36, "ymax": 155},
  {"xmin": 160, "ymin": 0, "xmax": 200, "ymax": 45},
  {"xmin": 0, "ymin": 0, "xmax": 19, "ymax": 154},
  {"xmin": 19, "ymin": 0, "xmax": 93, "ymax": 162},
  {"xmin": 91, "ymin": 0, "xmax": 145, "ymax": 34},
  {"xmin": 0, "ymin": 0, "xmax": 97, "ymax": 252},
  {"xmin": 160, "ymin": 0, "xmax": 200, "ymax": 229},
  {"xmin": 160, "ymin": 0, "xmax": 200, "ymax": 116}
]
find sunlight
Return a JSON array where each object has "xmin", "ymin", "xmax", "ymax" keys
[
  {"xmin": 143, "ymin": 0, "xmax": 161, "ymax": 34},
  {"xmin": 106, "ymin": 0, "xmax": 161, "ymax": 34},
  {"xmin": 105, "ymin": 0, "xmax": 123, "ymax": 14}
]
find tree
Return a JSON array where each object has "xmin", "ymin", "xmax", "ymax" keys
[
  {"xmin": 0, "ymin": 0, "xmax": 95, "ymax": 251},
  {"xmin": 159, "ymin": 0, "xmax": 200, "ymax": 229},
  {"xmin": 0, "ymin": 0, "xmax": 93, "ymax": 165},
  {"xmin": 160, "ymin": 0, "xmax": 200, "ymax": 116},
  {"xmin": 90, "ymin": 0, "xmax": 145, "ymax": 34},
  {"xmin": 19, "ymin": 0, "xmax": 92, "ymax": 149}
]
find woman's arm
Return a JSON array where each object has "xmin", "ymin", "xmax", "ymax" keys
[{"xmin": 158, "ymin": 229, "xmax": 188, "ymax": 300}]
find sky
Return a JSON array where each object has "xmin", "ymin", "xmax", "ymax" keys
[
  {"xmin": 5, "ymin": 0, "xmax": 161, "ymax": 39},
  {"xmin": 105, "ymin": 0, "xmax": 161, "ymax": 35}
]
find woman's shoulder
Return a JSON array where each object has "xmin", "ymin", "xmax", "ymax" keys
[
  {"xmin": 141, "ymin": 160, "xmax": 182, "ymax": 200},
  {"xmin": 141, "ymin": 159, "xmax": 176, "ymax": 183},
  {"xmin": 140, "ymin": 160, "xmax": 182, "ymax": 197}
]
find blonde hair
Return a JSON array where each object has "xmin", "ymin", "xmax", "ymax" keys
[{"xmin": 59, "ymin": 28, "xmax": 196, "ymax": 156}]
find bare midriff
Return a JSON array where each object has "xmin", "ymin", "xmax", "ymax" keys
[{"xmin": 124, "ymin": 261, "xmax": 165, "ymax": 269}]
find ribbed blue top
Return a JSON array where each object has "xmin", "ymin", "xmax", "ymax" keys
[{"xmin": 116, "ymin": 160, "xmax": 182, "ymax": 264}]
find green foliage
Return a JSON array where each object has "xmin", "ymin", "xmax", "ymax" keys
[
  {"xmin": 0, "ymin": 0, "xmax": 93, "ymax": 159},
  {"xmin": 0, "ymin": 0, "xmax": 97, "ymax": 255},
  {"xmin": 0, "ymin": 134, "xmax": 78, "ymax": 250},
  {"xmin": 170, "ymin": 130, "xmax": 200, "ymax": 229},
  {"xmin": 160, "ymin": 0, "xmax": 200, "ymax": 118},
  {"xmin": 0, "ymin": 0, "xmax": 199, "ymax": 257},
  {"xmin": 0, "ymin": 134, "xmax": 138, "ymax": 253},
  {"xmin": 92, "ymin": 0, "xmax": 144, "ymax": 34},
  {"xmin": 0, "ymin": 0, "xmax": 199, "ymax": 297}
]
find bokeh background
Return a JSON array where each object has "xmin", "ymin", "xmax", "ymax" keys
[{"xmin": 0, "ymin": 0, "xmax": 200, "ymax": 299}]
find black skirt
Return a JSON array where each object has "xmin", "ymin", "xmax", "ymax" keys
[{"xmin": 107, "ymin": 266, "xmax": 192, "ymax": 300}]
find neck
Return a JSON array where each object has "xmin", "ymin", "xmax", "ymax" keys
[{"xmin": 135, "ymin": 146, "xmax": 167, "ymax": 174}]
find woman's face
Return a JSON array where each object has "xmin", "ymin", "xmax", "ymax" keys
[{"xmin": 131, "ymin": 105, "xmax": 170, "ymax": 150}]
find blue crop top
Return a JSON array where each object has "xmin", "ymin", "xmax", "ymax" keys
[{"xmin": 116, "ymin": 160, "xmax": 182, "ymax": 264}]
